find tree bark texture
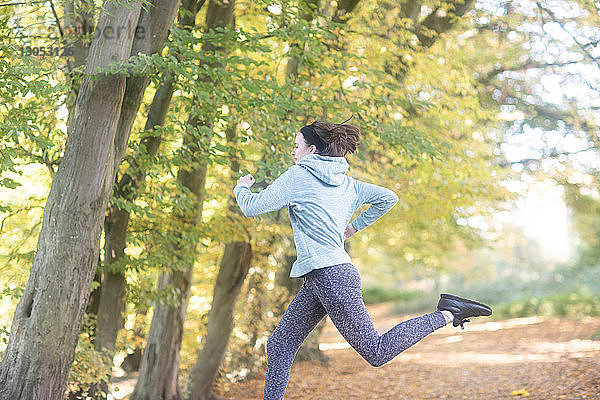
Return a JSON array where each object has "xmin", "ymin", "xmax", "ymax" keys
[
  {"xmin": 129, "ymin": 265, "xmax": 196, "ymax": 400},
  {"xmin": 95, "ymin": 72, "xmax": 176, "ymax": 359},
  {"xmin": 94, "ymin": 0, "xmax": 199, "ymax": 365},
  {"xmin": 0, "ymin": 3, "xmax": 141, "ymax": 399},
  {"xmin": 80, "ymin": 2, "xmax": 181, "ymax": 398},
  {"xmin": 62, "ymin": 0, "xmax": 95, "ymax": 122}
]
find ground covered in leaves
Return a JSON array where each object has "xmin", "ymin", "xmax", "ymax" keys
[{"xmin": 214, "ymin": 304, "xmax": 600, "ymax": 400}]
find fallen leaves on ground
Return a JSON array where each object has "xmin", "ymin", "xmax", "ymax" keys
[
  {"xmin": 215, "ymin": 304, "xmax": 600, "ymax": 400},
  {"xmin": 511, "ymin": 388, "xmax": 530, "ymax": 397}
]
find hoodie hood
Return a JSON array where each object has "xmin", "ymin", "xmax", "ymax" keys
[{"xmin": 297, "ymin": 154, "xmax": 349, "ymax": 186}]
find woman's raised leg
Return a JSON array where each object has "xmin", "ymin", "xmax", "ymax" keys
[
  {"xmin": 263, "ymin": 279, "xmax": 327, "ymax": 400},
  {"xmin": 307, "ymin": 263, "xmax": 447, "ymax": 367}
]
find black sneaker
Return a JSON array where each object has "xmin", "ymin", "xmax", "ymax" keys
[{"xmin": 437, "ymin": 293, "xmax": 492, "ymax": 329}]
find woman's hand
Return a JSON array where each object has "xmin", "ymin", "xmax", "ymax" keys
[
  {"xmin": 343, "ymin": 223, "xmax": 358, "ymax": 241},
  {"xmin": 237, "ymin": 174, "xmax": 255, "ymax": 188}
]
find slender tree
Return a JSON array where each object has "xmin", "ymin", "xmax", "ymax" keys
[
  {"xmin": 186, "ymin": 122, "xmax": 253, "ymax": 400},
  {"xmin": 130, "ymin": 1, "xmax": 236, "ymax": 398}
]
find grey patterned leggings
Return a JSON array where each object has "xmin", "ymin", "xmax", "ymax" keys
[{"xmin": 263, "ymin": 263, "xmax": 447, "ymax": 400}]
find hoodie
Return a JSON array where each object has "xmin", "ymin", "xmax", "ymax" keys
[{"xmin": 233, "ymin": 153, "xmax": 399, "ymax": 278}]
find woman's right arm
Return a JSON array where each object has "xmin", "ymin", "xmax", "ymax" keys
[{"xmin": 233, "ymin": 166, "xmax": 297, "ymax": 217}]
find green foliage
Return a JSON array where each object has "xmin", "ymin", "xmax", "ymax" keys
[
  {"xmin": 0, "ymin": 196, "xmax": 45, "ymax": 286},
  {"xmin": 563, "ymin": 182, "xmax": 600, "ymax": 267},
  {"xmin": 362, "ymin": 285, "xmax": 421, "ymax": 305},
  {"xmin": 66, "ymin": 314, "xmax": 112, "ymax": 398},
  {"xmin": 0, "ymin": 285, "xmax": 24, "ymax": 300},
  {"xmin": 0, "ymin": 285, "xmax": 24, "ymax": 350},
  {"xmin": 495, "ymin": 292, "xmax": 600, "ymax": 319},
  {"xmin": 0, "ymin": 19, "xmax": 68, "ymax": 188}
]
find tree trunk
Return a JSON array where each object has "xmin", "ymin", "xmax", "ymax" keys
[
  {"xmin": 86, "ymin": 258, "xmax": 103, "ymax": 320},
  {"xmin": 130, "ymin": 124, "xmax": 212, "ymax": 400},
  {"xmin": 0, "ymin": 3, "xmax": 142, "ymax": 399},
  {"xmin": 97, "ymin": 207, "xmax": 130, "ymax": 356},
  {"xmin": 93, "ymin": 0, "xmax": 201, "ymax": 371},
  {"xmin": 62, "ymin": 2, "xmax": 180, "ymax": 399},
  {"xmin": 62, "ymin": 0, "xmax": 95, "ymax": 122},
  {"xmin": 131, "ymin": 0, "xmax": 235, "ymax": 398},
  {"xmin": 130, "ymin": 265, "xmax": 196, "ymax": 400},
  {"xmin": 187, "ymin": 122, "xmax": 252, "ymax": 399},
  {"xmin": 54, "ymin": 16, "xmax": 95, "ymax": 391},
  {"xmin": 188, "ymin": 242, "xmax": 252, "ymax": 400},
  {"xmin": 99, "ymin": 75, "xmax": 178, "ymax": 383}
]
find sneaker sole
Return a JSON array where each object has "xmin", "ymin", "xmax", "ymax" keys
[{"xmin": 440, "ymin": 293, "xmax": 492, "ymax": 315}]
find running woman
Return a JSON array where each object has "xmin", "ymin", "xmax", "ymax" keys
[{"xmin": 233, "ymin": 119, "xmax": 492, "ymax": 400}]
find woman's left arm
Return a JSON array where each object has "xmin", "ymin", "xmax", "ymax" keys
[{"xmin": 233, "ymin": 166, "xmax": 296, "ymax": 217}]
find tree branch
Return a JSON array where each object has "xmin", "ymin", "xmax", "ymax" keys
[
  {"xmin": 479, "ymin": 60, "xmax": 581, "ymax": 85},
  {"xmin": 333, "ymin": 0, "xmax": 361, "ymax": 23},
  {"xmin": 536, "ymin": 1, "xmax": 600, "ymax": 70},
  {"xmin": 416, "ymin": 0, "xmax": 476, "ymax": 48},
  {"xmin": 497, "ymin": 146, "xmax": 598, "ymax": 168}
]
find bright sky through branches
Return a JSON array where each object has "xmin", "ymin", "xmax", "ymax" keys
[{"xmin": 476, "ymin": 0, "xmax": 600, "ymax": 263}]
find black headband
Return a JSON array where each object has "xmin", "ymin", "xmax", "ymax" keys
[
  {"xmin": 299, "ymin": 115, "xmax": 354, "ymax": 153},
  {"xmin": 300, "ymin": 123, "xmax": 326, "ymax": 152}
]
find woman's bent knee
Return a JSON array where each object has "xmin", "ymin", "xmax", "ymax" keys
[
  {"xmin": 365, "ymin": 355, "xmax": 386, "ymax": 368},
  {"xmin": 359, "ymin": 349, "xmax": 387, "ymax": 367}
]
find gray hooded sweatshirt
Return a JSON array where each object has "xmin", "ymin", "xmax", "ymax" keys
[{"xmin": 233, "ymin": 153, "xmax": 399, "ymax": 278}]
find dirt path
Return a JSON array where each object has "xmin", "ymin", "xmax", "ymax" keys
[{"xmin": 214, "ymin": 304, "xmax": 600, "ymax": 400}]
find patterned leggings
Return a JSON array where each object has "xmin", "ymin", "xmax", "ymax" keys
[{"xmin": 263, "ymin": 263, "xmax": 447, "ymax": 400}]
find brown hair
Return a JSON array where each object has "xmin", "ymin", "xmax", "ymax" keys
[{"xmin": 308, "ymin": 120, "xmax": 361, "ymax": 157}]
